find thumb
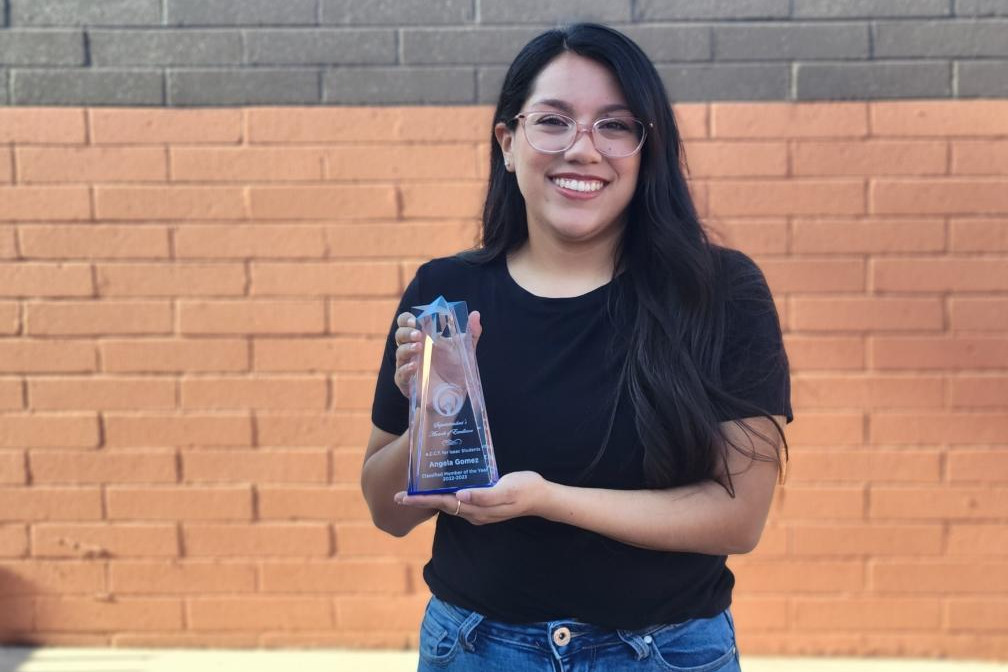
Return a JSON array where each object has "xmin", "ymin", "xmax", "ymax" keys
[
  {"xmin": 456, "ymin": 487, "xmax": 494, "ymax": 506},
  {"xmin": 468, "ymin": 310, "xmax": 482, "ymax": 349}
]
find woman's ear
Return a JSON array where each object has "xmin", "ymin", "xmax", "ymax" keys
[{"xmin": 494, "ymin": 122, "xmax": 514, "ymax": 171}]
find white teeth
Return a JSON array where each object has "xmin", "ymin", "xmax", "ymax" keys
[{"xmin": 551, "ymin": 177, "xmax": 605, "ymax": 193}]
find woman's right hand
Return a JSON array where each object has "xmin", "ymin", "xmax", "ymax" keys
[{"xmin": 392, "ymin": 310, "xmax": 483, "ymax": 399}]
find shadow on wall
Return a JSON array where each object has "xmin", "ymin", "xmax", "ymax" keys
[
  {"xmin": 0, "ymin": 648, "xmax": 31, "ymax": 672},
  {"xmin": 1, "ymin": 568, "xmax": 36, "ymax": 646}
]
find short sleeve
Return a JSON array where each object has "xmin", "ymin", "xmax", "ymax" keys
[
  {"xmin": 370, "ymin": 271, "xmax": 422, "ymax": 435},
  {"xmin": 717, "ymin": 251, "xmax": 793, "ymax": 424}
]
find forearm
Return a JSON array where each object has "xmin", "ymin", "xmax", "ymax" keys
[
  {"xmin": 361, "ymin": 430, "xmax": 435, "ymax": 537},
  {"xmin": 536, "ymin": 417, "xmax": 783, "ymax": 555},
  {"xmin": 538, "ymin": 477, "xmax": 769, "ymax": 555}
]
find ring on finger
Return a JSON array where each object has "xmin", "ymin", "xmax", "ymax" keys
[{"xmin": 454, "ymin": 500, "xmax": 462, "ymax": 516}]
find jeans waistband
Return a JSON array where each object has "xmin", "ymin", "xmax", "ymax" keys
[{"xmin": 431, "ymin": 595, "xmax": 685, "ymax": 657}]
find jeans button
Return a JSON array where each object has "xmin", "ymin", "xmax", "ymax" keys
[
  {"xmin": 552, "ymin": 626, "xmax": 571, "ymax": 646},
  {"xmin": 643, "ymin": 634, "xmax": 653, "ymax": 644}
]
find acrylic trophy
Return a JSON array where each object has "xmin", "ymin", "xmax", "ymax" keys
[{"xmin": 407, "ymin": 296, "xmax": 499, "ymax": 495}]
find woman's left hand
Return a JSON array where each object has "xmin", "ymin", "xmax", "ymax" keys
[{"xmin": 394, "ymin": 471, "xmax": 550, "ymax": 525}]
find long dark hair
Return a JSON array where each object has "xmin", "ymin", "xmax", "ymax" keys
[{"xmin": 464, "ymin": 23, "xmax": 788, "ymax": 494}]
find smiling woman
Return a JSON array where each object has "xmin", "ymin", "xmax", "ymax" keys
[{"xmin": 361, "ymin": 23, "xmax": 792, "ymax": 672}]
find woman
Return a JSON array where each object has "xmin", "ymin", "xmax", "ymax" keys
[{"xmin": 362, "ymin": 23, "xmax": 792, "ymax": 672}]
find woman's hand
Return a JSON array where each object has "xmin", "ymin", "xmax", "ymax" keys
[
  {"xmin": 394, "ymin": 471, "xmax": 549, "ymax": 525},
  {"xmin": 391, "ymin": 310, "xmax": 483, "ymax": 400}
]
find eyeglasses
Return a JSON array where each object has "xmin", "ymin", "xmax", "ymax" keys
[{"xmin": 512, "ymin": 111, "xmax": 650, "ymax": 158}]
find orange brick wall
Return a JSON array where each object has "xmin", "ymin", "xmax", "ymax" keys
[{"xmin": 0, "ymin": 101, "xmax": 1006, "ymax": 658}]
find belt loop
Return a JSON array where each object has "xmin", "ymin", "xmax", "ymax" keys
[
  {"xmin": 458, "ymin": 611, "xmax": 484, "ymax": 652},
  {"xmin": 616, "ymin": 630, "xmax": 651, "ymax": 660}
]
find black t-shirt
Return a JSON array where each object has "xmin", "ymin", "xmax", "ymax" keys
[{"xmin": 371, "ymin": 246, "xmax": 793, "ymax": 630}]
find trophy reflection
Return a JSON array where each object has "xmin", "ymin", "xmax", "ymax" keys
[{"xmin": 407, "ymin": 296, "xmax": 499, "ymax": 495}]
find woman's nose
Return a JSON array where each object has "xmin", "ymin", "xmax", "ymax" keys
[{"xmin": 564, "ymin": 127, "xmax": 602, "ymax": 162}]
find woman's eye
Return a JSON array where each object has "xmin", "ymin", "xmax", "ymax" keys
[
  {"xmin": 535, "ymin": 115, "xmax": 571, "ymax": 127},
  {"xmin": 600, "ymin": 119, "xmax": 631, "ymax": 132}
]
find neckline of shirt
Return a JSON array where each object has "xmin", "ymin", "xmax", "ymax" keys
[{"xmin": 496, "ymin": 253, "xmax": 618, "ymax": 307}]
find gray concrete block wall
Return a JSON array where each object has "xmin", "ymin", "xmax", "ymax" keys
[
  {"xmin": 955, "ymin": 0, "xmax": 1008, "ymax": 16},
  {"xmin": 89, "ymin": 30, "xmax": 243, "ymax": 66},
  {"xmin": 8, "ymin": 0, "xmax": 163, "ymax": 27},
  {"xmin": 958, "ymin": 59, "xmax": 1008, "ymax": 94},
  {"xmin": 0, "ymin": 0, "xmax": 1004, "ymax": 105},
  {"xmin": 792, "ymin": 0, "xmax": 951, "ymax": 19},
  {"xmin": 636, "ymin": 0, "xmax": 790, "ymax": 21}
]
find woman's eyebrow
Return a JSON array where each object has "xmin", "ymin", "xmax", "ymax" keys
[{"xmin": 529, "ymin": 98, "xmax": 632, "ymax": 115}]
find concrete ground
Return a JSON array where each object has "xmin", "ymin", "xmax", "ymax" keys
[{"xmin": 0, "ymin": 648, "xmax": 1006, "ymax": 672}]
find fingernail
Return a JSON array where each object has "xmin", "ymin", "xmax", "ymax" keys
[{"xmin": 410, "ymin": 330, "xmax": 420, "ymax": 339}]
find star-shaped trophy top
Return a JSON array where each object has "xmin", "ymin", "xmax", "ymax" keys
[{"xmin": 412, "ymin": 296, "xmax": 468, "ymax": 334}]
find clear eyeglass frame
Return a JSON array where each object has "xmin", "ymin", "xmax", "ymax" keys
[{"xmin": 512, "ymin": 111, "xmax": 652, "ymax": 158}]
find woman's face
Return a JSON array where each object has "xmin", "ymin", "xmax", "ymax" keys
[{"xmin": 495, "ymin": 52, "xmax": 641, "ymax": 249}]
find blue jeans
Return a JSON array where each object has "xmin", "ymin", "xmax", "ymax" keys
[{"xmin": 417, "ymin": 594, "xmax": 741, "ymax": 672}]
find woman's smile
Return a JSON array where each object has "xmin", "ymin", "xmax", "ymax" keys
[{"xmin": 549, "ymin": 173, "xmax": 609, "ymax": 199}]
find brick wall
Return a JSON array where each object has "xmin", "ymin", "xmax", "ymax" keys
[
  {"xmin": 0, "ymin": 0, "xmax": 1007, "ymax": 104},
  {"xmin": 0, "ymin": 100, "xmax": 1006, "ymax": 657}
]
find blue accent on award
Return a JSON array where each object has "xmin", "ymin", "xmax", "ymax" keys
[{"xmin": 407, "ymin": 296, "xmax": 499, "ymax": 495}]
